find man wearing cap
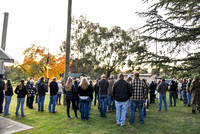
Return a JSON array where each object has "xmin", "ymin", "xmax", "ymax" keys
[
  {"xmin": 0, "ymin": 74, "xmax": 5, "ymax": 114},
  {"xmin": 190, "ymin": 75, "xmax": 200, "ymax": 114}
]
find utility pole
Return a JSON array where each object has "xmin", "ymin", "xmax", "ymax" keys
[{"xmin": 63, "ymin": 0, "xmax": 72, "ymax": 105}]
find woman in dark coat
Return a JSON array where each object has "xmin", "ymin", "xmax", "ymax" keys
[
  {"xmin": 65, "ymin": 77, "xmax": 78, "ymax": 119},
  {"xmin": 4, "ymin": 79, "xmax": 13, "ymax": 116},
  {"xmin": 15, "ymin": 79, "xmax": 27, "ymax": 117}
]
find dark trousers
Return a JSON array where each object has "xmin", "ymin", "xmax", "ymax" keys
[
  {"xmin": 67, "ymin": 100, "xmax": 77, "ymax": 117},
  {"xmin": 29, "ymin": 96, "xmax": 34, "ymax": 109},
  {"xmin": 26, "ymin": 95, "xmax": 30, "ymax": 107},
  {"xmin": 150, "ymin": 92, "xmax": 155, "ymax": 103},
  {"xmin": 35, "ymin": 95, "xmax": 38, "ymax": 103},
  {"xmin": 56, "ymin": 94, "xmax": 62, "ymax": 104},
  {"xmin": 0, "ymin": 94, "xmax": 4, "ymax": 113}
]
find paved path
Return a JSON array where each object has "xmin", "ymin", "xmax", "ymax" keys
[{"xmin": 0, "ymin": 116, "xmax": 33, "ymax": 134}]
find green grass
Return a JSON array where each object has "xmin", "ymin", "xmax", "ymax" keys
[{"xmin": 1, "ymin": 93, "xmax": 200, "ymax": 134}]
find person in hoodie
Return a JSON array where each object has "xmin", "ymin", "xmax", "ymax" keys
[
  {"xmin": 169, "ymin": 80, "xmax": 177, "ymax": 107},
  {"xmin": 0, "ymin": 74, "xmax": 5, "ymax": 114},
  {"xmin": 49, "ymin": 77, "xmax": 58, "ymax": 113},
  {"xmin": 15, "ymin": 79, "xmax": 27, "ymax": 117},
  {"xmin": 4, "ymin": 79, "xmax": 13, "ymax": 116}
]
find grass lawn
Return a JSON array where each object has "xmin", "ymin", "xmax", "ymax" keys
[{"xmin": 1, "ymin": 93, "xmax": 200, "ymax": 134}]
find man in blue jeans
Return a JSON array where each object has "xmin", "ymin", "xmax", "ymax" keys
[
  {"xmin": 129, "ymin": 72, "xmax": 146, "ymax": 125},
  {"xmin": 49, "ymin": 77, "xmax": 58, "ymax": 113},
  {"xmin": 99, "ymin": 74, "xmax": 109, "ymax": 117},
  {"xmin": 113, "ymin": 74, "xmax": 130, "ymax": 127},
  {"xmin": 37, "ymin": 77, "xmax": 48, "ymax": 112},
  {"xmin": 157, "ymin": 79, "xmax": 168, "ymax": 111}
]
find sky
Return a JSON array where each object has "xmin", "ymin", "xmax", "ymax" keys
[{"xmin": 0, "ymin": 0, "xmax": 151, "ymax": 64}]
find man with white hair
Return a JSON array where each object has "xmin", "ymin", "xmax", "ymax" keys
[
  {"xmin": 99, "ymin": 74, "xmax": 109, "ymax": 117},
  {"xmin": 49, "ymin": 77, "xmax": 58, "ymax": 113}
]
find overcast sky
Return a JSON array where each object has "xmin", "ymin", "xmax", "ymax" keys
[{"xmin": 0, "ymin": 0, "xmax": 150, "ymax": 64}]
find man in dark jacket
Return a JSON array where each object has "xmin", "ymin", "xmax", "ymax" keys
[
  {"xmin": 49, "ymin": 77, "xmax": 58, "ymax": 113},
  {"xmin": 113, "ymin": 74, "xmax": 130, "ymax": 127},
  {"xmin": 37, "ymin": 77, "xmax": 48, "ymax": 111},
  {"xmin": 149, "ymin": 81, "xmax": 156, "ymax": 103},
  {"xmin": 0, "ymin": 74, "xmax": 5, "ymax": 114},
  {"xmin": 99, "ymin": 74, "xmax": 109, "ymax": 117},
  {"xmin": 181, "ymin": 79, "xmax": 187, "ymax": 105},
  {"xmin": 157, "ymin": 79, "xmax": 168, "ymax": 111}
]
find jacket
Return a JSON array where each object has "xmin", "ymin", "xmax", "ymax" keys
[
  {"xmin": 0, "ymin": 79, "xmax": 5, "ymax": 94},
  {"xmin": 108, "ymin": 79, "xmax": 115, "ymax": 96},
  {"xmin": 157, "ymin": 82, "xmax": 168, "ymax": 95},
  {"xmin": 5, "ymin": 84, "xmax": 13, "ymax": 96},
  {"xmin": 65, "ymin": 85, "xmax": 76, "ymax": 100},
  {"xmin": 15, "ymin": 85, "xmax": 27, "ymax": 98},
  {"xmin": 38, "ymin": 81, "xmax": 48, "ymax": 96},
  {"xmin": 190, "ymin": 80, "xmax": 200, "ymax": 105},
  {"xmin": 78, "ymin": 85, "xmax": 93, "ymax": 100},
  {"xmin": 113, "ymin": 79, "xmax": 130, "ymax": 102},
  {"xmin": 50, "ymin": 81, "xmax": 59, "ymax": 96},
  {"xmin": 99, "ymin": 79, "xmax": 109, "ymax": 95}
]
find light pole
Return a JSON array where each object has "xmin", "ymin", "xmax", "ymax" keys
[{"xmin": 63, "ymin": 0, "xmax": 72, "ymax": 105}]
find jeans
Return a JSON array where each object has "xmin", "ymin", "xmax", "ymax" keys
[
  {"xmin": 107, "ymin": 95, "xmax": 116, "ymax": 110},
  {"xmin": 4, "ymin": 96, "xmax": 12, "ymax": 115},
  {"xmin": 169, "ymin": 91, "xmax": 176, "ymax": 106},
  {"xmin": 178, "ymin": 89, "xmax": 182, "ymax": 99},
  {"xmin": 15, "ymin": 98, "xmax": 25, "ymax": 116},
  {"xmin": 182, "ymin": 90, "xmax": 187, "ymax": 104},
  {"xmin": 80, "ymin": 98, "xmax": 90, "ymax": 120},
  {"xmin": 48, "ymin": 95, "xmax": 57, "ymax": 112},
  {"xmin": 158, "ymin": 94, "xmax": 167, "ymax": 110},
  {"xmin": 125, "ymin": 99, "xmax": 130, "ymax": 116},
  {"xmin": 129, "ymin": 100, "xmax": 144, "ymax": 124},
  {"xmin": 115, "ymin": 100, "xmax": 128, "ymax": 126},
  {"xmin": 56, "ymin": 94, "xmax": 62, "ymax": 104},
  {"xmin": 0, "ymin": 94, "xmax": 4, "ymax": 113},
  {"xmin": 187, "ymin": 93, "xmax": 191, "ymax": 106},
  {"xmin": 99, "ymin": 95, "xmax": 107, "ymax": 116},
  {"xmin": 38, "ymin": 96, "xmax": 45, "ymax": 111},
  {"xmin": 94, "ymin": 93, "xmax": 99, "ymax": 106}
]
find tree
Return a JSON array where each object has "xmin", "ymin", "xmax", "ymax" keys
[
  {"xmin": 60, "ymin": 16, "xmax": 144, "ymax": 78},
  {"xmin": 135, "ymin": 0, "xmax": 200, "ymax": 76}
]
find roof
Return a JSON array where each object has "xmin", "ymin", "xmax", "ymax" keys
[
  {"xmin": 68, "ymin": 73, "xmax": 83, "ymax": 78},
  {"xmin": 0, "ymin": 48, "xmax": 14, "ymax": 63}
]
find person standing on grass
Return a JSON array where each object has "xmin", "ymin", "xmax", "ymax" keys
[
  {"xmin": 49, "ymin": 77, "xmax": 58, "ymax": 113},
  {"xmin": 15, "ymin": 79, "xmax": 27, "ymax": 117},
  {"xmin": 125, "ymin": 75, "xmax": 132, "ymax": 117},
  {"xmin": 38, "ymin": 77, "xmax": 48, "ymax": 112},
  {"xmin": 65, "ymin": 77, "xmax": 78, "ymax": 119},
  {"xmin": 107, "ymin": 75, "xmax": 116, "ymax": 112},
  {"xmin": 169, "ymin": 80, "xmax": 177, "ymax": 107},
  {"xmin": 186, "ymin": 78, "xmax": 192, "ymax": 107},
  {"xmin": 26, "ymin": 77, "xmax": 33, "ymax": 107},
  {"xmin": 181, "ymin": 78, "xmax": 187, "ymax": 105},
  {"xmin": 94, "ymin": 79, "xmax": 99, "ymax": 107},
  {"xmin": 157, "ymin": 79, "xmax": 168, "ymax": 111},
  {"xmin": 27, "ymin": 79, "xmax": 36, "ymax": 109},
  {"xmin": 99, "ymin": 74, "xmax": 109, "ymax": 117},
  {"xmin": 56, "ymin": 81, "xmax": 63, "ymax": 105},
  {"xmin": 142, "ymin": 79, "xmax": 149, "ymax": 117},
  {"xmin": 35, "ymin": 78, "xmax": 40, "ymax": 103},
  {"xmin": 149, "ymin": 81, "xmax": 156, "ymax": 104},
  {"xmin": 129, "ymin": 72, "xmax": 146, "ymax": 125},
  {"xmin": 113, "ymin": 74, "xmax": 130, "ymax": 127},
  {"xmin": 0, "ymin": 74, "xmax": 5, "ymax": 114},
  {"xmin": 190, "ymin": 75, "xmax": 200, "ymax": 114},
  {"xmin": 4, "ymin": 79, "xmax": 13, "ymax": 116},
  {"xmin": 78, "ymin": 77, "xmax": 93, "ymax": 120}
]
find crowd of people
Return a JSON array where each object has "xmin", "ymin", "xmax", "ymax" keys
[{"xmin": 0, "ymin": 73, "xmax": 200, "ymax": 126}]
